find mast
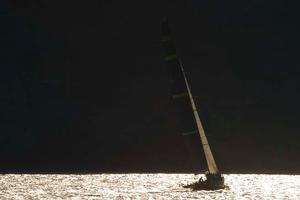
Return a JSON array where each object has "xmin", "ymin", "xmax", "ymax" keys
[{"xmin": 161, "ymin": 18, "xmax": 219, "ymax": 174}]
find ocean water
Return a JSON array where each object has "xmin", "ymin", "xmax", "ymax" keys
[{"xmin": 0, "ymin": 174, "xmax": 299, "ymax": 199}]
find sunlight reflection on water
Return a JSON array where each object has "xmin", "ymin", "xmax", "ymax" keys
[{"xmin": 0, "ymin": 174, "xmax": 299, "ymax": 199}]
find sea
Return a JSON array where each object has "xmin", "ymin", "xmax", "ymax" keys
[{"xmin": 0, "ymin": 174, "xmax": 299, "ymax": 199}]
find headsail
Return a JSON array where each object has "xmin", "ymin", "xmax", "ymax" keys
[{"xmin": 161, "ymin": 18, "xmax": 219, "ymax": 174}]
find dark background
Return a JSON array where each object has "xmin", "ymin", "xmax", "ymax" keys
[{"xmin": 1, "ymin": 0, "xmax": 300, "ymax": 174}]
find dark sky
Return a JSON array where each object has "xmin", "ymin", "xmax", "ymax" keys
[{"xmin": 1, "ymin": 0, "xmax": 300, "ymax": 173}]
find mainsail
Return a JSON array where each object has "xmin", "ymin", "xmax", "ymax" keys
[{"xmin": 161, "ymin": 18, "xmax": 219, "ymax": 175}]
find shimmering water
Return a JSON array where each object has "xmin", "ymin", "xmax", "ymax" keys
[{"xmin": 0, "ymin": 174, "xmax": 299, "ymax": 199}]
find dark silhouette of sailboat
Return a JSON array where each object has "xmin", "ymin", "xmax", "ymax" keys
[{"xmin": 161, "ymin": 18, "xmax": 225, "ymax": 190}]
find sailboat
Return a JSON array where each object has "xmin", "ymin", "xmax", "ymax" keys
[{"xmin": 161, "ymin": 18, "xmax": 225, "ymax": 190}]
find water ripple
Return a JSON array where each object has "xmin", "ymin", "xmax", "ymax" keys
[{"xmin": 0, "ymin": 174, "xmax": 299, "ymax": 199}]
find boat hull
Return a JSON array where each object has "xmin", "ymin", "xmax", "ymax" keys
[{"xmin": 183, "ymin": 173, "xmax": 225, "ymax": 191}]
